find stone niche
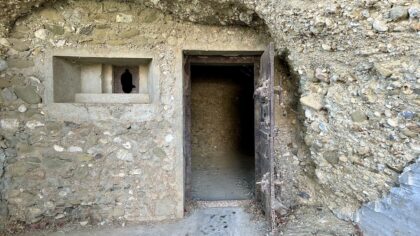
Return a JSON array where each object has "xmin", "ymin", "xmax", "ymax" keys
[{"xmin": 53, "ymin": 56, "xmax": 152, "ymax": 103}]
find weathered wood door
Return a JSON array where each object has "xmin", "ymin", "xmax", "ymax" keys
[{"xmin": 254, "ymin": 43, "xmax": 275, "ymax": 227}]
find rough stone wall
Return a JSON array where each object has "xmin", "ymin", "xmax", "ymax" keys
[
  {"xmin": 0, "ymin": 1, "xmax": 269, "ymax": 233},
  {"xmin": 191, "ymin": 67, "xmax": 254, "ymax": 156},
  {"xmin": 0, "ymin": 0, "xmax": 419, "ymax": 233}
]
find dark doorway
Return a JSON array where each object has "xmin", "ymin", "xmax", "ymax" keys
[
  {"xmin": 184, "ymin": 47, "xmax": 275, "ymax": 227},
  {"xmin": 189, "ymin": 64, "xmax": 255, "ymax": 200}
]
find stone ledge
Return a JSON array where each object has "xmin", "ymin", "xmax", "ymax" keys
[{"xmin": 75, "ymin": 93, "xmax": 150, "ymax": 104}]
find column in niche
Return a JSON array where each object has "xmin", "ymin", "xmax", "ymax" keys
[
  {"xmin": 102, "ymin": 64, "xmax": 113, "ymax": 93},
  {"xmin": 80, "ymin": 64, "xmax": 102, "ymax": 93},
  {"xmin": 139, "ymin": 64, "xmax": 149, "ymax": 94}
]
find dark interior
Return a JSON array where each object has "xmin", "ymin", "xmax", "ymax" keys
[
  {"xmin": 121, "ymin": 69, "xmax": 135, "ymax": 93},
  {"xmin": 190, "ymin": 65, "xmax": 255, "ymax": 201}
]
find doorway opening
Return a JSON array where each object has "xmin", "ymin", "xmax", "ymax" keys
[
  {"xmin": 183, "ymin": 55, "xmax": 262, "ymax": 202},
  {"xmin": 184, "ymin": 48, "xmax": 275, "ymax": 227},
  {"xmin": 190, "ymin": 64, "xmax": 255, "ymax": 201}
]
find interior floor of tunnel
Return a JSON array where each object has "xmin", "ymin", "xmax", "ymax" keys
[{"xmin": 190, "ymin": 64, "xmax": 255, "ymax": 201}]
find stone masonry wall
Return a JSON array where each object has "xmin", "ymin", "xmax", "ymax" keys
[
  {"xmin": 0, "ymin": 0, "xmax": 419, "ymax": 234},
  {"xmin": 0, "ymin": 1, "xmax": 269, "ymax": 233}
]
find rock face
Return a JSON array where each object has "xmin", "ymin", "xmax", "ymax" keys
[
  {"xmin": 0, "ymin": 0, "xmax": 418, "ymax": 235},
  {"xmin": 356, "ymin": 160, "xmax": 420, "ymax": 236}
]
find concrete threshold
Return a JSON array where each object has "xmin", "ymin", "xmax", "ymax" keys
[{"xmin": 195, "ymin": 199, "xmax": 254, "ymax": 208}]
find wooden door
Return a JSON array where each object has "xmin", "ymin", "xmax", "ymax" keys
[{"xmin": 254, "ymin": 43, "xmax": 275, "ymax": 227}]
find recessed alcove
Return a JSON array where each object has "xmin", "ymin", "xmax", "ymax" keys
[{"xmin": 52, "ymin": 56, "xmax": 152, "ymax": 104}]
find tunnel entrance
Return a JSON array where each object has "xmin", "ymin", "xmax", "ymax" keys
[
  {"xmin": 190, "ymin": 65, "xmax": 255, "ymax": 200},
  {"xmin": 184, "ymin": 47, "xmax": 275, "ymax": 226}
]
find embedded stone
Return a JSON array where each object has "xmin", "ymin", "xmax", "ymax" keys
[
  {"xmin": 116, "ymin": 149, "xmax": 133, "ymax": 161},
  {"xmin": 409, "ymin": 22, "xmax": 420, "ymax": 31},
  {"xmin": 116, "ymin": 14, "xmax": 133, "ymax": 23},
  {"xmin": 77, "ymin": 154, "xmax": 92, "ymax": 162},
  {"xmin": 325, "ymin": 4, "xmax": 338, "ymax": 14},
  {"xmin": 53, "ymin": 145, "xmax": 64, "ymax": 152},
  {"xmin": 45, "ymin": 24, "xmax": 65, "ymax": 35},
  {"xmin": 28, "ymin": 207, "xmax": 44, "ymax": 222},
  {"xmin": 339, "ymin": 156, "xmax": 348, "ymax": 162},
  {"xmin": 42, "ymin": 157, "xmax": 65, "ymax": 169},
  {"xmin": 408, "ymin": 7, "xmax": 419, "ymax": 19},
  {"xmin": 112, "ymin": 207, "xmax": 125, "ymax": 217},
  {"xmin": 9, "ymin": 39, "xmax": 30, "ymax": 52},
  {"xmin": 165, "ymin": 134, "xmax": 174, "ymax": 143},
  {"xmin": 372, "ymin": 20, "xmax": 388, "ymax": 32},
  {"xmin": 321, "ymin": 44, "xmax": 332, "ymax": 51},
  {"xmin": 315, "ymin": 68, "xmax": 329, "ymax": 82},
  {"xmin": 7, "ymin": 58, "xmax": 35, "ymax": 68},
  {"xmin": 153, "ymin": 147, "xmax": 166, "ymax": 158},
  {"xmin": 122, "ymin": 141, "xmax": 132, "ymax": 149},
  {"xmin": 399, "ymin": 111, "xmax": 415, "ymax": 120},
  {"xmin": 374, "ymin": 63, "xmax": 393, "ymax": 78},
  {"xmin": 1, "ymin": 88, "xmax": 17, "ymax": 101},
  {"xmin": 390, "ymin": 6, "xmax": 408, "ymax": 21},
  {"xmin": 78, "ymin": 24, "xmax": 94, "ymax": 35},
  {"xmin": 324, "ymin": 150, "xmax": 339, "ymax": 165},
  {"xmin": 0, "ymin": 38, "xmax": 10, "ymax": 47},
  {"xmin": 120, "ymin": 29, "xmax": 139, "ymax": 38},
  {"xmin": 300, "ymin": 94, "xmax": 323, "ymax": 111},
  {"xmin": 387, "ymin": 118, "xmax": 398, "ymax": 127},
  {"xmin": 55, "ymin": 214, "xmax": 65, "ymax": 219},
  {"xmin": 51, "ymin": 39, "xmax": 65, "ymax": 47},
  {"xmin": 14, "ymin": 86, "xmax": 41, "ymax": 104},
  {"xmin": 129, "ymin": 169, "xmax": 142, "ymax": 175},
  {"xmin": 18, "ymin": 104, "xmax": 27, "ymax": 113},
  {"xmin": 0, "ymin": 59, "xmax": 7, "ymax": 72},
  {"xmin": 38, "ymin": 8, "xmax": 63, "ymax": 21},
  {"xmin": 401, "ymin": 128, "xmax": 417, "ymax": 138},
  {"xmin": 34, "ymin": 28, "xmax": 48, "ymax": 40},
  {"xmin": 8, "ymin": 162, "xmax": 38, "ymax": 177},
  {"xmin": 351, "ymin": 110, "xmax": 367, "ymax": 122},
  {"xmin": 68, "ymin": 146, "xmax": 83, "ymax": 152},
  {"xmin": 25, "ymin": 120, "xmax": 45, "ymax": 129},
  {"xmin": 80, "ymin": 221, "xmax": 89, "ymax": 226},
  {"xmin": 0, "ymin": 119, "xmax": 19, "ymax": 131}
]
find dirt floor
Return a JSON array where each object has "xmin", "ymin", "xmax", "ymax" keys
[{"xmin": 192, "ymin": 152, "xmax": 254, "ymax": 200}]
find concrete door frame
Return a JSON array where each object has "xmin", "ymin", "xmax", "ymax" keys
[{"xmin": 182, "ymin": 52, "xmax": 262, "ymax": 206}]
